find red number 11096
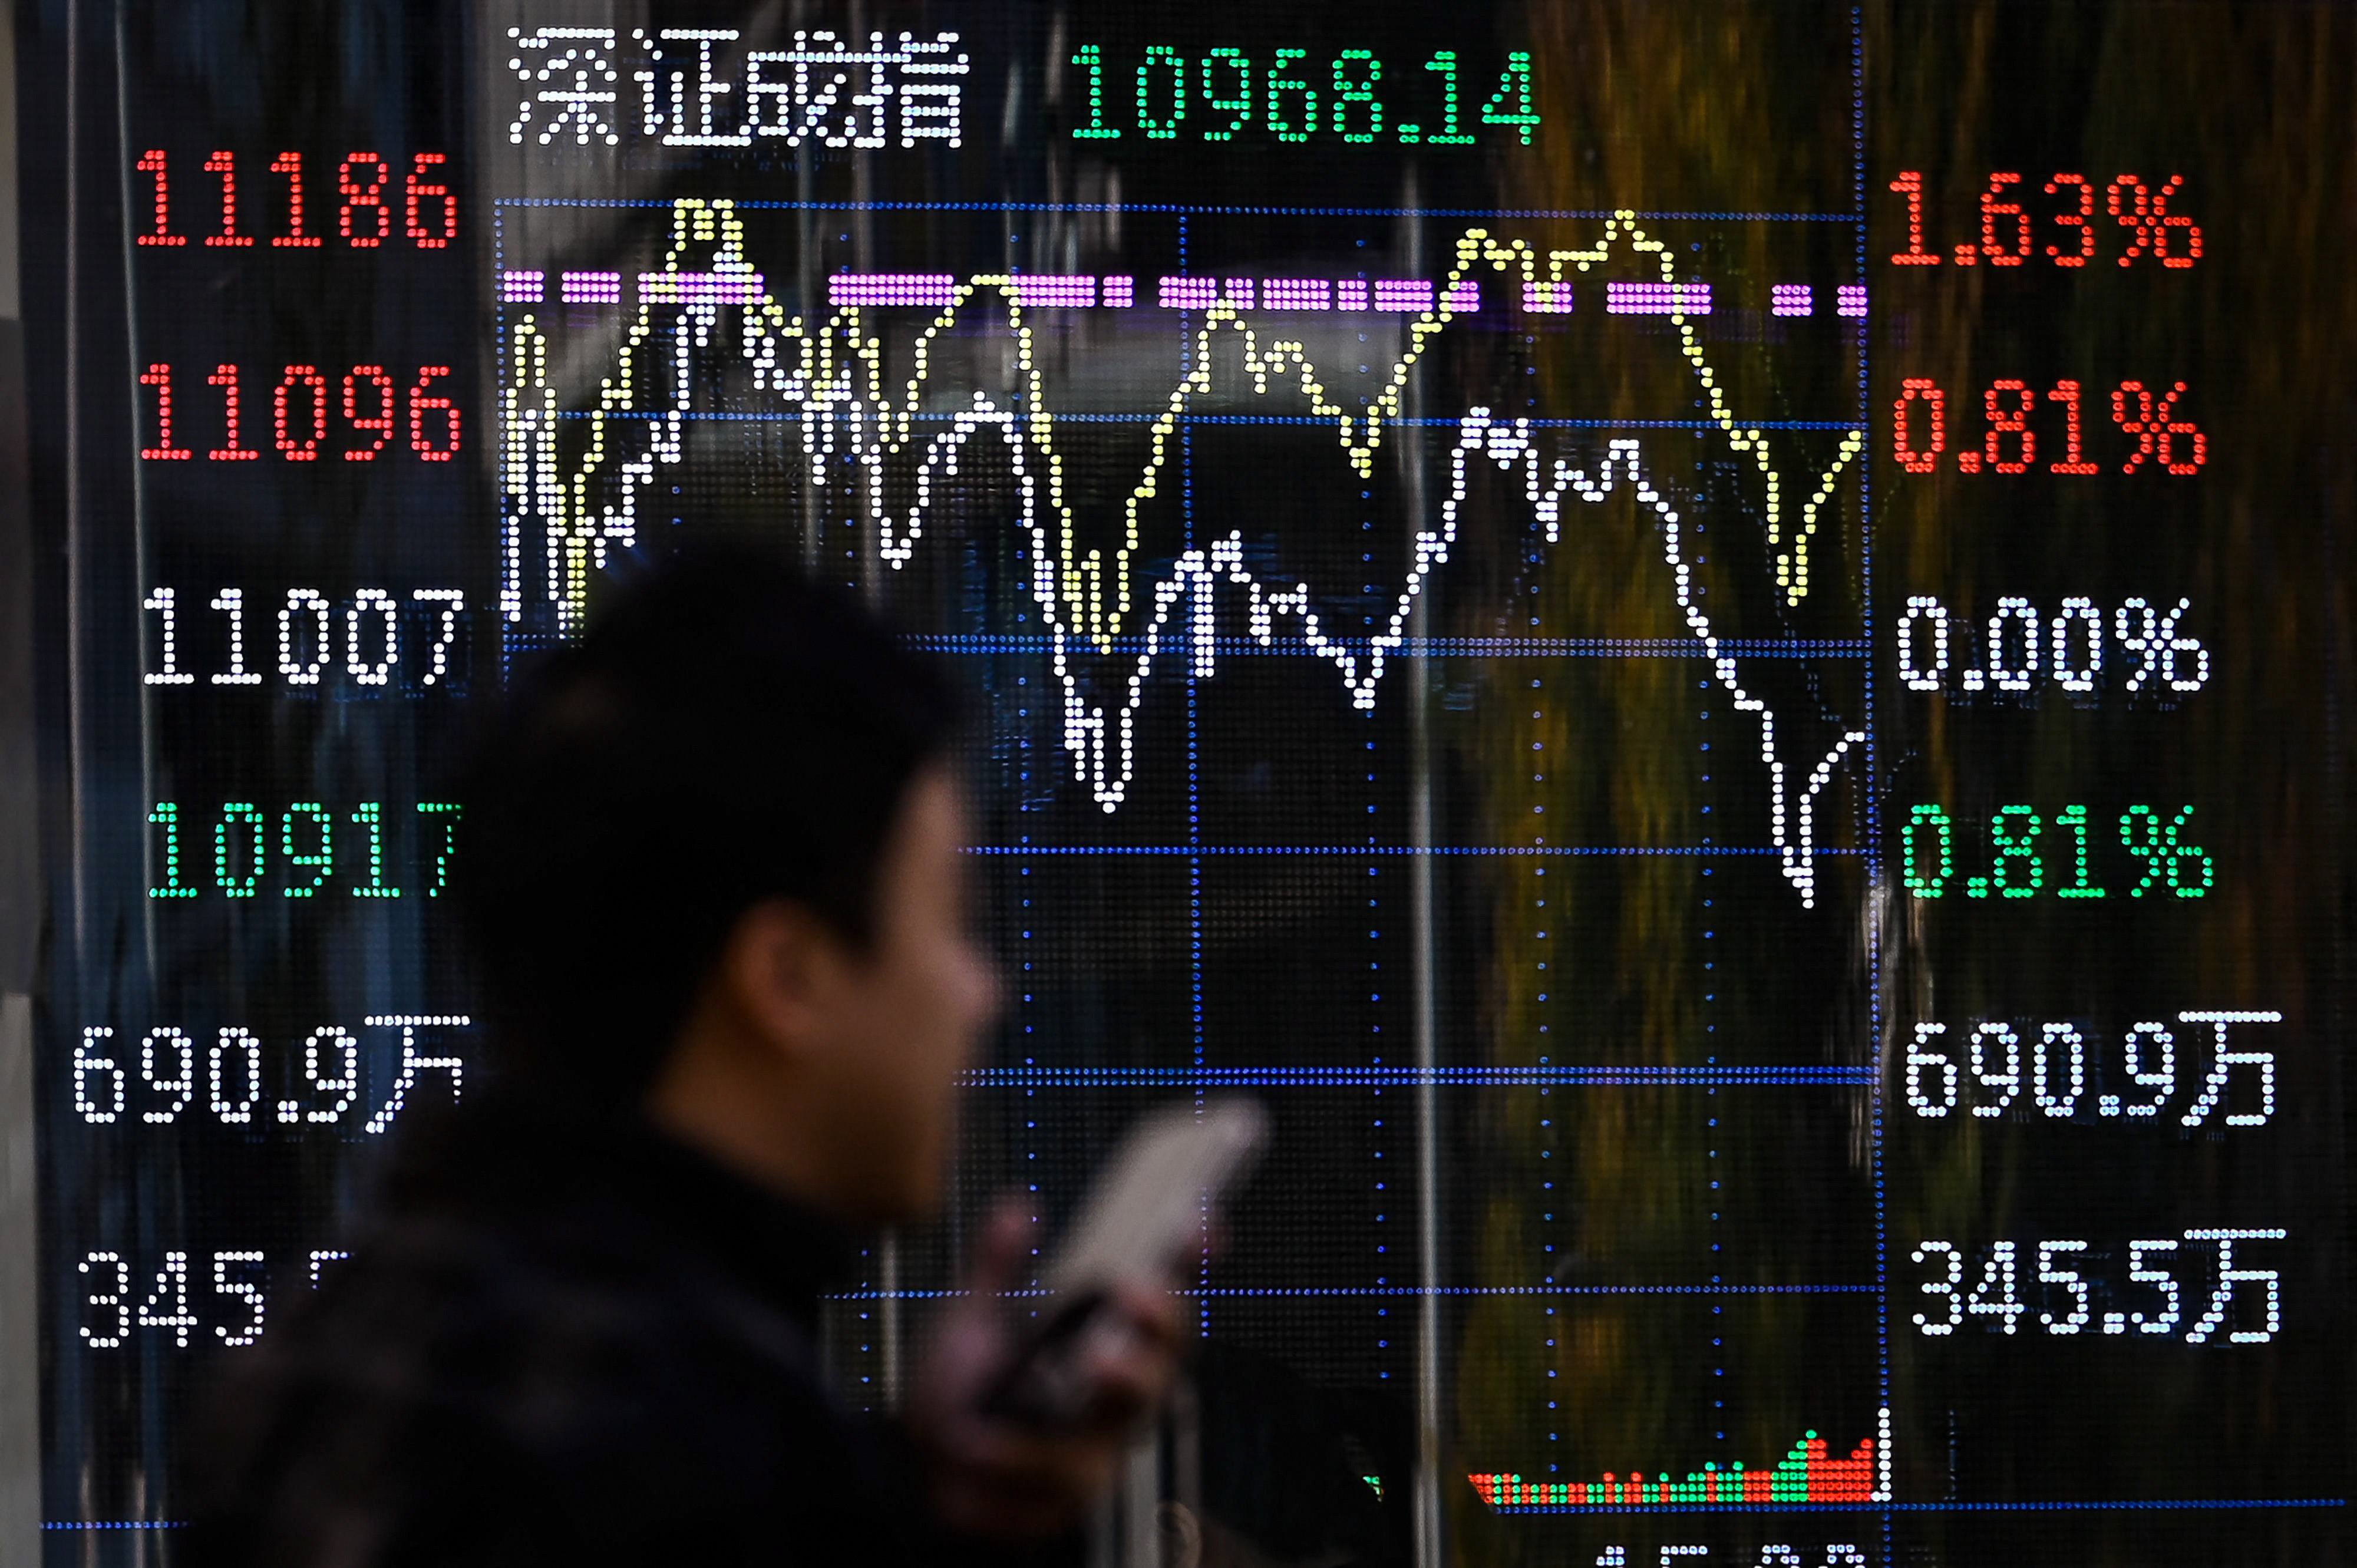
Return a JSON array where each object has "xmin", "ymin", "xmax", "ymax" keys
[{"xmin": 139, "ymin": 363, "xmax": 460, "ymax": 464}]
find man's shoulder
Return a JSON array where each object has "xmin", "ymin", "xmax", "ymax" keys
[
  {"xmin": 184, "ymin": 1196, "xmax": 885, "ymax": 1566},
  {"xmin": 251, "ymin": 1193, "xmax": 830, "ymax": 1441}
]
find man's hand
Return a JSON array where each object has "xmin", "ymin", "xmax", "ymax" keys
[{"xmin": 906, "ymin": 1199, "xmax": 1184, "ymax": 1539}]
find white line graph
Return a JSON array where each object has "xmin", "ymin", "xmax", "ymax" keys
[{"xmin": 500, "ymin": 200, "xmax": 1864, "ymax": 902}]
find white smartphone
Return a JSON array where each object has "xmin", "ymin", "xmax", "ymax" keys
[{"xmin": 982, "ymin": 1096, "xmax": 1267, "ymax": 1426}]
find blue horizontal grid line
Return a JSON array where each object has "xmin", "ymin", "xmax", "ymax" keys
[
  {"xmin": 1900, "ymin": 1499, "xmax": 2348, "ymax": 1513},
  {"xmin": 921, "ymin": 635, "xmax": 1866, "ymax": 658},
  {"xmin": 1485, "ymin": 1498, "xmax": 2348, "ymax": 1516},
  {"xmin": 829, "ymin": 1282, "xmax": 1874, "ymax": 1302},
  {"xmin": 965, "ymin": 845, "xmax": 1864, "ymax": 857},
  {"xmin": 964, "ymin": 1065, "xmax": 1866, "ymax": 1087},
  {"xmin": 496, "ymin": 197, "xmax": 1856, "ymax": 222},
  {"xmin": 555, "ymin": 410, "xmax": 1860, "ymax": 432},
  {"xmin": 44, "ymin": 1522, "xmax": 186, "ymax": 1531},
  {"xmin": 57, "ymin": 1498, "xmax": 2342, "ymax": 1529}
]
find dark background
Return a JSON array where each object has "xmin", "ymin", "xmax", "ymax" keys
[{"xmin": 14, "ymin": 2, "xmax": 2351, "ymax": 1562}]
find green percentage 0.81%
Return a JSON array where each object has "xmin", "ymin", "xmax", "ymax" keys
[{"xmin": 1902, "ymin": 804, "xmax": 2214, "ymax": 901}]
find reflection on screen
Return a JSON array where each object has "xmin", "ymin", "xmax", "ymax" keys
[{"xmin": 15, "ymin": 3, "xmax": 2351, "ymax": 1562}]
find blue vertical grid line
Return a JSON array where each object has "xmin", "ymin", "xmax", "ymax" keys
[
  {"xmin": 1180, "ymin": 212, "xmax": 1212, "ymax": 1341},
  {"xmin": 1853, "ymin": 5, "xmax": 1893, "ymax": 1546},
  {"xmin": 493, "ymin": 206, "xmax": 510, "ymax": 680}
]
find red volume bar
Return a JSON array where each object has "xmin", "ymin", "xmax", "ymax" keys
[{"xmin": 1471, "ymin": 1428, "xmax": 1881, "ymax": 1511}]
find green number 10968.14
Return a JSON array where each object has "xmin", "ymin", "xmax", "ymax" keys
[{"xmin": 1069, "ymin": 45, "xmax": 1538, "ymax": 146}]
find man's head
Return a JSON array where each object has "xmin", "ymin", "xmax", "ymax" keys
[{"xmin": 457, "ymin": 549, "xmax": 999, "ymax": 1222}]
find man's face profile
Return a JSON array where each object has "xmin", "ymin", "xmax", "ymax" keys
[
  {"xmin": 665, "ymin": 763, "xmax": 1002, "ymax": 1224},
  {"xmin": 806, "ymin": 767, "xmax": 1002, "ymax": 1219}
]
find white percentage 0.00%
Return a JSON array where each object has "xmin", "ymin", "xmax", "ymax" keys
[{"xmin": 1899, "ymin": 595, "xmax": 2207, "ymax": 698}]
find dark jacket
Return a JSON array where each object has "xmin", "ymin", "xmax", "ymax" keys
[{"xmin": 185, "ymin": 1090, "xmax": 1031, "ymax": 1566}]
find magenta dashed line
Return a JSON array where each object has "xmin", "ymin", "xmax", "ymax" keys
[
  {"xmin": 1158, "ymin": 276, "xmax": 1218, "ymax": 311},
  {"xmin": 1605, "ymin": 280, "xmax": 1712, "ymax": 315},
  {"xmin": 643, "ymin": 270, "xmax": 768, "ymax": 306},
  {"xmin": 559, "ymin": 270, "xmax": 623, "ymax": 305},
  {"xmin": 828, "ymin": 273, "xmax": 959, "ymax": 309},
  {"xmin": 1523, "ymin": 281, "xmax": 1575, "ymax": 314},
  {"xmin": 1010, "ymin": 275, "xmax": 1096, "ymax": 308},
  {"xmin": 1263, "ymin": 278, "xmax": 1332, "ymax": 310},
  {"xmin": 524, "ymin": 265, "xmax": 1857, "ymax": 321}
]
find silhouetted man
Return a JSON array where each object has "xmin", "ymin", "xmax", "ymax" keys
[{"xmin": 188, "ymin": 550, "xmax": 1180, "ymax": 1564}]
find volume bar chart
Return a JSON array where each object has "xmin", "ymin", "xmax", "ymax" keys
[{"xmin": 1472, "ymin": 1418, "xmax": 1889, "ymax": 1513}]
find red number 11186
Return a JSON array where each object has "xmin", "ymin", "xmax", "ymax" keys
[{"xmin": 134, "ymin": 149, "xmax": 455, "ymax": 252}]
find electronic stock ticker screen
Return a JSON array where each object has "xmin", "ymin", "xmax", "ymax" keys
[{"xmin": 15, "ymin": 3, "xmax": 2353, "ymax": 1563}]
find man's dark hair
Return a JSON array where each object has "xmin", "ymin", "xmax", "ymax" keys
[{"xmin": 455, "ymin": 547, "xmax": 962, "ymax": 1095}]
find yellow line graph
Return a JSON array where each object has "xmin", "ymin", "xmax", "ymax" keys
[{"xmin": 501, "ymin": 197, "xmax": 1864, "ymax": 639}]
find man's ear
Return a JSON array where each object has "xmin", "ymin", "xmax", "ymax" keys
[
  {"xmin": 1156, "ymin": 1502, "xmax": 1204, "ymax": 1568},
  {"xmin": 714, "ymin": 899, "xmax": 851, "ymax": 1057}
]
